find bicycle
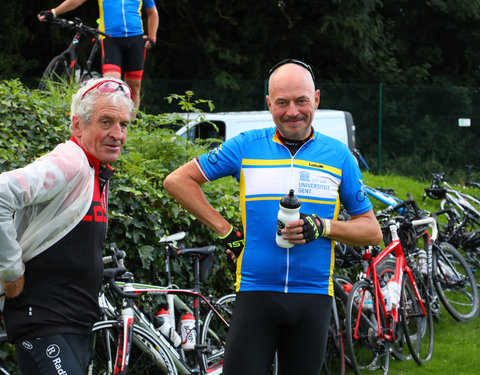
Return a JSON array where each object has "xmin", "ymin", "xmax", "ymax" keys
[
  {"xmin": 38, "ymin": 17, "xmax": 108, "ymax": 90},
  {"xmin": 465, "ymin": 164, "xmax": 480, "ymax": 190},
  {"xmin": 425, "ymin": 172, "xmax": 480, "ymax": 226},
  {"xmin": 0, "ymin": 330, "xmax": 13, "ymax": 375},
  {"xmin": 345, "ymin": 194, "xmax": 436, "ymax": 375},
  {"xmin": 89, "ymin": 237, "xmax": 232, "ymax": 375}
]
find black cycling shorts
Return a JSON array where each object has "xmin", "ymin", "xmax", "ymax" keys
[
  {"xmin": 15, "ymin": 333, "xmax": 92, "ymax": 375},
  {"xmin": 101, "ymin": 34, "xmax": 146, "ymax": 80},
  {"xmin": 223, "ymin": 291, "xmax": 332, "ymax": 375}
]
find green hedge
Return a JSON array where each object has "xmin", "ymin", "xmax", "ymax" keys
[{"xmin": 0, "ymin": 80, "xmax": 240, "ymax": 299}]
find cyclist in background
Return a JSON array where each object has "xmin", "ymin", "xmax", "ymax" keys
[
  {"xmin": 164, "ymin": 60, "xmax": 383, "ymax": 375},
  {"xmin": 0, "ymin": 78, "xmax": 134, "ymax": 375},
  {"xmin": 38, "ymin": 0, "xmax": 159, "ymax": 109}
]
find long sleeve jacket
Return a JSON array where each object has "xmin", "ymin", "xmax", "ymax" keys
[{"xmin": 0, "ymin": 139, "xmax": 95, "ymax": 286}]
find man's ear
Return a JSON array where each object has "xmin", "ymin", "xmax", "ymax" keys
[
  {"xmin": 266, "ymin": 95, "xmax": 272, "ymax": 113},
  {"xmin": 72, "ymin": 116, "xmax": 82, "ymax": 138}
]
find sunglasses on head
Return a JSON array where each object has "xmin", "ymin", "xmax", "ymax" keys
[
  {"xmin": 81, "ymin": 79, "xmax": 133, "ymax": 99},
  {"xmin": 268, "ymin": 59, "xmax": 315, "ymax": 81}
]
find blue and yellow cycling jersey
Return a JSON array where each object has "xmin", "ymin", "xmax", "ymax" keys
[
  {"xmin": 98, "ymin": 0, "xmax": 155, "ymax": 38},
  {"xmin": 196, "ymin": 127, "xmax": 372, "ymax": 296}
]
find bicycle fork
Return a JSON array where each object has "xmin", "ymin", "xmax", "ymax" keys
[{"xmin": 114, "ymin": 283, "xmax": 135, "ymax": 375}]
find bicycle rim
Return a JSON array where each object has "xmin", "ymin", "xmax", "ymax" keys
[
  {"xmin": 332, "ymin": 275, "xmax": 353, "ymax": 370},
  {"xmin": 89, "ymin": 320, "xmax": 178, "ymax": 375},
  {"xmin": 400, "ymin": 272, "xmax": 434, "ymax": 364},
  {"xmin": 321, "ymin": 300, "xmax": 346, "ymax": 375},
  {"xmin": 345, "ymin": 280, "xmax": 390, "ymax": 375},
  {"xmin": 434, "ymin": 242, "xmax": 480, "ymax": 321},
  {"xmin": 39, "ymin": 55, "xmax": 72, "ymax": 90},
  {"xmin": 201, "ymin": 294, "xmax": 278, "ymax": 375}
]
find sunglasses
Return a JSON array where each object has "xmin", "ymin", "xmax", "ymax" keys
[
  {"xmin": 81, "ymin": 79, "xmax": 133, "ymax": 99},
  {"xmin": 268, "ymin": 59, "xmax": 315, "ymax": 81}
]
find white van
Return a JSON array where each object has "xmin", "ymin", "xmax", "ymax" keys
[{"xmin": 175, "ymin": 110, "xmax": 356, "ymax": 150}]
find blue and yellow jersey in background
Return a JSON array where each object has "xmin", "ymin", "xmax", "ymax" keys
[
  {"xmin": 98, "ymin": 0, "xmax": 156, "ymax": 38},
  {"xmin": 196, "ymin": 127, "xmax": 372, "ymax": 296}
]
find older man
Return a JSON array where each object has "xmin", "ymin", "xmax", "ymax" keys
[
  {"xmin": 0, "ymin": 78, "xmax": 134, "ymax": 374},
  {"xmin": 164, "ymin": 59, "xmax": 382, "ymax": 374}
]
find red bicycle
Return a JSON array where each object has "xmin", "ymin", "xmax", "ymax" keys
[{"xmin": 345, "ymin": 194, "xmax": 436, "ymax": 375}]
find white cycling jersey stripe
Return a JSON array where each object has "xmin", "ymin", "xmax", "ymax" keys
[{"xmin": 242, "ymin": 166, "xmax": 341, "ymax": 201}]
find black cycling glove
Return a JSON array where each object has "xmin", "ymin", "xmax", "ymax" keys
[
  {"xmin": 219, "ymin": 226, "xmax": 245, "ymax": 258},
  {"xmin": 39, "ymin": 10, "xmax": 55, "ymax": 21},
  {"xmin": 300, "ymin": 213, "xmax": 325, "ymax": 243}
]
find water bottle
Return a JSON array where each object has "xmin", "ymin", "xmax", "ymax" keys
[
  {"xmin": 380, "ymin": 280, "xmax": 392, "ymax": 311},
  {"xmin": 154, "ymin": 308, "xmax": 181, "ymax": 347},
  {"xmin": 180, "ymin": 312, "xmax": 196, "ymax": 350},
  {"xmin": 387, "ymin": 281, "xmax": 400, "ymax": 309},
  {"xmin": 417, "ymin": 249, "xmax": 428, "ymax": 275},
  {"xmin": 276, "ymin": 189, "xmax": 301, "ymax": 248}
]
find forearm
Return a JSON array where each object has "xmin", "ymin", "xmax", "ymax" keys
[
  {"xmin": 146, "ymin": 7, "xmax": 159, "ymax": 41},
  {"xmin": 53, "ymin": 0, "xmax": 87, "ymax": 17},
  {"xmin": 163, "ymin": 161, "xmax": 231, "ymax": 236},
  {"xmin": 327, "ymin": 212, "xmax": 383, "ymax": 246}
]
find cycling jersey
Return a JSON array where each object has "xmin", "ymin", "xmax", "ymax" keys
[
  {"xmin": 98, "ymin": 0, "xmax": 156, "ymax": 38},
  {"xmin": 196, "ymin": 127, "xmax": 372, "ymax": 296},
  {"xmin": 1, "ymin": 136, "xmax": 113, "ymax": 343}
]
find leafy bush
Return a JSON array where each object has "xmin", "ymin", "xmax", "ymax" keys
[{"xmin": 0, "ymin": 80, "xmax": 240, "ymax": 298}]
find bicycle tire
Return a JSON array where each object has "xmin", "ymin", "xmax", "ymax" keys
[
  {"xmin": 332, "ymin": 274, "xmax": 353, "ymax": 370},
  {"xmin": 345, "ymin": 279, "xmax": 390, "ymax": 375},
  {"xmin": 38, "ymin": 55, "xmax": 72, "ymax": 90},
  {"xmin": 400, "ymin": 270, "xmax": 434, "ymax": 364},
  {"xmin": 89, "ymin": 320, "xmax": 178, "ymax": 375},
  {"xmin": 320, "ymin": 297, "xmax": 346, "ymax": 375},
  {"xmin": 433, "ymin": 242, "xmax": 480, "ymax": 322},
  {"xmin": 200, "ymin": 294, "xmax": 278, "ymax": 375}
]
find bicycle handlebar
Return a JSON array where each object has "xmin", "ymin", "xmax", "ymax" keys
[{"xmin": 50, "ymin": 17, "xmax": 110, "ymax": 38}]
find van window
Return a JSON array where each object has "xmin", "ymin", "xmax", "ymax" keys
[{"xmin": 186, "ymin": 121, "xmax": 226, "ymax": 142}]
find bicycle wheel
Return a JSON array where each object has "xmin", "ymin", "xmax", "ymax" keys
[
  {"xmin": 200, "ymin": 294, "xmax": 278, "ymax": 374},
  {"xmin": 400, "ymin": 271, "xmax": 434, "ymax": 364},
  {"xmin": 345, "ymin": 279, "xmax": 390, "ymax": 375},
  {"xmin": 90, "ymin": 320, "xmax": 178, "ymax": 375},
  {"xmin": 320, "ymin": 299, "xmax": 346, "ymax": 375},
  {"xmin": 433, "ymin": 242, "xmax": 480, "ymax": 322},
  {"xmin": 38, "ymin": 55, "xmax": 72, "ymax": 90}
]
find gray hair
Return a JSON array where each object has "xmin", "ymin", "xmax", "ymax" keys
[{"xmin": 70, "ymin": 77, "xmax": 135, "ymax": 132}]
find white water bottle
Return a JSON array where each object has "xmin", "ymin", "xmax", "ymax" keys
[
  {"xmin": 276, "ymin": 189, "xmax": 301, "ymax": 248},
  {"xmin": 387, "ymin": 281, "xmax": 400, "ymax": 309},
  {"xmin": 380, "ymin": 281, "xmax": 392, "ymax": 311},
  {"xmin": 180, "ymin": 312, "xmax": 196, "ymax": 350},
  {"xmin": 417, "ymin": 249, "xmax": 428, "ymax": 275},
  {"xmin": 155, "ymin": 308, "xmax": 181, "ymax": 347}
]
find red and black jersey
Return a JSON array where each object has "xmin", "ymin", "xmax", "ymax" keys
[{"xmin": 3, "ymin": 138, "xmax": 114, "ymax": 343}]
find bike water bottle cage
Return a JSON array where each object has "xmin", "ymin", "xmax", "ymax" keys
[
  {"xmin": 81, "ymin": 79, "xmax": 133, "ymax": 99},
  {"xmin": 424, "ymin": 187, "xmax": 446, "ymax": 200}
]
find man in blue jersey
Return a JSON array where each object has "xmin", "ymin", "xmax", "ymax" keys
[
  {"xmin": 0, "ymin": 78, "xmax": 134, "ymax": 374},
  {"xmin": 38, "ymin": 0, "xmax": 159, "ymax": 109},
  {"xmin": 164, "ymin": 59, "xmax": 382, "ymax": 375}
]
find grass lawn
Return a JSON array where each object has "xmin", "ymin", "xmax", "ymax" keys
[{"xmin": 342, "ymin": 172, "xmax": 480, "ymax": 374}]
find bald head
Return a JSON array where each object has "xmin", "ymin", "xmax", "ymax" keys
[{"xmin": 266, "ymin": 62, "xmax": 320, "ymax": 140}]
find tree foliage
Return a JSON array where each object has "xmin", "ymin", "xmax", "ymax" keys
[{"xmin": 5, "ymin": 0, "xmax": 480, "ymax": 88}]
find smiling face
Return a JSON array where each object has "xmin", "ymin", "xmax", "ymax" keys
[
  {"xmin": 72, "ymin": 96, "xmax": 130, "ymax": 165},
  {"xmin": 266, "ymin": 63, "xmax": 320, "ymax": 140}
]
